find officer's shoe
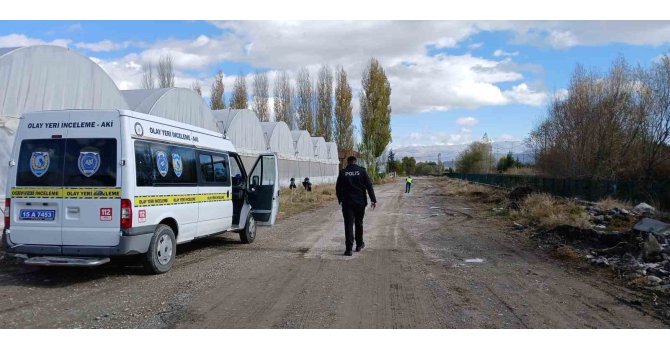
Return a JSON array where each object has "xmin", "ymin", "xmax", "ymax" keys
[
  {"xmin": 344, "ymin": 250, "xmax": 353, "ymax": 256},
  {"xmin": 355, "ymin": 243, "xmax": 365, "ymax": 252}
]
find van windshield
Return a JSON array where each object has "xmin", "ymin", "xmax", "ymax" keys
[{"xmin": 16, "ymin": 138, "xmax": 117, "ymax": 187}]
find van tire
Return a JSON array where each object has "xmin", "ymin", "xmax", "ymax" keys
[
  {"xmin": 143, "ymin": 224, "xmax": 176, "ymax": 274},
  {"xmin": 239, "ymin": 215, "xmax": 256, "ymax": 244}
]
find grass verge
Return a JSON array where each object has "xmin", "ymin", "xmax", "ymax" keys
[{"xmin": 277, "ymin": 184, "xmax": 337, "ymax": 220}]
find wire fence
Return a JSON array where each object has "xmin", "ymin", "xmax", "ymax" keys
[{"xmin": 446, "ymin": 173, "xmax": 670, "ymax": 210}]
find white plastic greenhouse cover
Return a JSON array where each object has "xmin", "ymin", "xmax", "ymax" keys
[
  {"xmin": 122, "ymin": 88, "xmax": 218, "ymax": 132},
  {"xmin": 291, "ymin": 130, "xmax": 314, "ymax": 159},
  {"xmin": 0, "ymin": 45, "xmax": 129, "ymax": 229},
  {"xmin": 311, "ymin": 137, "xmax": 328, "ymax": 160},
  {"xmin": 261, "ymin": 121, "xmax": 294, "ymax": 157},
  {"xmin": 212, "ymin": 109, "xmax": 266, "ymax": 154},
  {"xmin": 325, "ymin": 142, "xmax": 339, "ymax": 161}
]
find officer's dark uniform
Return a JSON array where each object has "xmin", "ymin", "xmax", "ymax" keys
[{"xmin": 336, "ymin": 163, "xmax": 377, "ymax": 253}]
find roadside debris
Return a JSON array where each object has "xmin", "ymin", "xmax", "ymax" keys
[
  {"xmin": 634, "ymin": 202, "xmax": 656, "ymax": 215},
  {"xmin": 464, "ymin": 258, "xmax": 484, "ymax": 263}
]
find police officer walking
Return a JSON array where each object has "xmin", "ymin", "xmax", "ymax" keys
[
  {"xmin": 336, "ymin": 156, "xmax": 377, "ymax": 256},
  {"xmin": 405, "ymin": 175, "xmax": 413, "ymax": 193}
]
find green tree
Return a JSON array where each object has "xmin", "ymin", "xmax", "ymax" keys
[
  {"xmin": 334, "ymin": 66, "xmax": 354, "ymax": 154},
  {"xmin": 496, "ymin": 152, "xmax": 520, "ymax": 173},
  {"xmin": 316, "ymin": 65, "xmax": 334, "ymax": 141},
  {"xmin": 210, "ymin": 70, "xmax": 226, "ymax": 110},
  {"xmin": 252, "ymin": 71, "xmax": 270, "ymax": 121},
  {"xmin": 274, "ymin": 71, "xmax": 294, "ymax": 127},
  {"xmin": 387, "ymin": 149, "xmax": 396, "ymax": 172},
  {"xmin": 415, "ymin": 161, "xmax": 438, "ymax": 176},
  {"xmin": 230, "ymin": 75, "xmax": 248, "ymax": 109},
  {"xmin": 401, "ymin": 156, "xmax": 416, "ymax": 175},
  {"xmin": 455, "ymin": 141, "xmax": 493, "ymax": 173},
  {"xmin": 360, "ymin": 57, "xmax": 392, "ymax": 158},
  {"xmin": 296, "ymin": 68, "xmax": 314, "ymax": 133}
]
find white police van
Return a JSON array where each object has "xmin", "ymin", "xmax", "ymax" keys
[{"xmin": 2, "ymin": 109, "xmax": 279, "ymax": 273}]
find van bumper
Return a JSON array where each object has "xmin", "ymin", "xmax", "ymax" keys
[{"xmin": 2, "ymin": 229, "xmax": 153, "ymax": 257}]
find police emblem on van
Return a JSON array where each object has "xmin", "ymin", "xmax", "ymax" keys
[
  {"xmin": 78, "ymin": 151, "xmax": 101, "ymax": 177},
  {"xmin": 156, "ymin": 151, "xmax": 168, "ymax": 177},
  {"xmin": 29, "ymin": 151, "xmax": 50, "ymax": 177},
  {"xmin": 172, "ymin": 153, "xmax": 183, "ymax": 178},
  {"xmin": 134, "ymin": 122, "xmax": 144, "ymax": 136}
]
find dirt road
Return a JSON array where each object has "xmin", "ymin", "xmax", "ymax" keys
[{"xmin": 0, "ymin": 177, "xmax": 665, "ymax": 328}]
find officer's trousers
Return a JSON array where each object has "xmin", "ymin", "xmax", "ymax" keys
[
  {"xmin": 405, "ymin": 182, "xmax": 412, "ymax": 193},
  {"xmin": 342, "ymin": 203, "xmax": 366, "ymax": 251}
]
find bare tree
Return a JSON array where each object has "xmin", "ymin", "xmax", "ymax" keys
[
  {"xmin": 528, "ymin": 57, "xmax": 647, "ymax": 181},
  {"xmin": 191, "ymin": 81, "xmax": 202, "ymax": 96},
  {"xmin": 231, "ymin": 74, "xmax": 248, "ymax": 109},
  {"xmin": 316, "ymin": 65, "xmax": 334, "ymax": 141},
  {"xmin": 334, "ymin": 66, "xmax": 354, "ymax": 154},
  {"xmin": 141, "ymin": 62, "xmax": 155, "ymax": 89},
  {"xmin": 252, "ymin": 72, "xmax": 270, "ymax": 121},
  {"xmin": 296, "ymin": 68, "xmax": 314, "ymax": 133},
  {"xmin": 157, "ymin": 54, "xmax": 175, "ymax": 88},
  {"xmin": 273, "ymin": 71, "xmax": 294, "ymax": 127},
  {"xmin": 638, "ymin": 54, "xmax": 670, "ymax": 181},
  {"xmin": 210, "ymin": 70, "xmax": 226, "ymax": 110}
]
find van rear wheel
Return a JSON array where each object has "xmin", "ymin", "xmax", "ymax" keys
[
  {"xmin": 143, "ymin": 224, "xmax": 176, "ymax": 274},
  {"xmin": 239, "ymin": 215, "xmax": 256, "ymax": 244}
]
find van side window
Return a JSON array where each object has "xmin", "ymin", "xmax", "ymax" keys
[
  {"xmin": 230, "ymin": 155, "xmax": 245, "ymax": 187},
  {"xmin": 198, "ymin": 152, "xmax": 231, "ymax": 186},
  {"xmin": 134, "ymin": 141, "xmax": 197, "ymax": 186},
  {"xmin": 212, "ymin": 154, "xmax": 230, "ymax": 184},
  {"xmin": 199, "ymin": 154, "xmax": 215, "ymax": 182}
]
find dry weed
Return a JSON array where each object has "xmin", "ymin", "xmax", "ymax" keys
[
  {"xmin": 277, "ymin": 184, "xmax": 337, "ymax": 220},
  {"xmin": 596, "ymin": 197, "xmax": 632, "ymax": 211},
  {"xmin": 512, "ymin": 193, "xmax": 591, "ymax": 230}
]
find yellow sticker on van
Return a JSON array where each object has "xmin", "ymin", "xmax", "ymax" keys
[
  {"xmin": 11, "ymin": 187, "xmax": 121, "ymax": 199},
  {"xmin": 11, "ymin": 188, "xmax": 63, "ymax": 198},
  {"xmin": 134, "ymin": 193, "xmax": 231, "ymax": 207}
]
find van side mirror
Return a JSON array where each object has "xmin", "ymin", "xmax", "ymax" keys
[{"xmin": 252, "ymin": 175, "xmax": 260, "ymax": 187}]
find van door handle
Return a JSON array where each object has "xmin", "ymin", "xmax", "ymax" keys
[{"xmin": 67, "ymin": 207, "xmax": 80, "ymax": 213}]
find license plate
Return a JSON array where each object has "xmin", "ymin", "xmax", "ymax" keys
[{"xmin": 19, "ymin": 209, "xmax": 56, "ymax": 221}]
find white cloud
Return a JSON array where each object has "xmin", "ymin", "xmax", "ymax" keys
[
  {"xmin": 468, "ymin": 42, "xmax": 483, "ymax": 50},
  {"xmin": 502, "ymin": 83, "xmax": 547, "ymax": 106},
  {"xmin": 74, "ymin": 21, "xmax": 670, "ymax": 116},
  {"xmin": 0, "ymin": 34, "xmax": 70, "ymax": 48},
  {"xmin": 502, "ymin": 21, "xmax": 670, "ymax": 49},
  {"xmin": 495, "ymin": 134, "xmax": 520, "ymax": 142},
  {"xmin": 75, "ymin": 40, "xmax": 133, "ymax": 52},
  {"xmin": 456, "ymin": 116, "xmax": 478, "ymax": 126},
  {"xmin": 493, "ymin": 49, "xmax": 518, "ymax": 57},
  {"xmin": 553, "ymin": 88, "xmax": 569, "ymax": 101}
]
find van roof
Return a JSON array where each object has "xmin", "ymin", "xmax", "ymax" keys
[{"xmin": 20, "ymin": 108, "xmax": 236, "ymax": 152}]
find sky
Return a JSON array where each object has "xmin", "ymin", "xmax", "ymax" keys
[{"xmin": 1, "ymin": 20, "xmax": 669, "ymax": 152}]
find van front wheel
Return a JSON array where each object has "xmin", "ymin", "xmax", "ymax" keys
[
  {"xmin": 239, "ymin": 215, "xmax": 256, "ymax": 244},
  {"xmin": 143, "ymin": 224, "xmax": 176, "ymax": 274}
]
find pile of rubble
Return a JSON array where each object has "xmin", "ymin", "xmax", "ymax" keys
[
  {"xmin": 535, "ymin": 201, "xmax": 670, "ymax": 290},
  {"xmin": 585, "ymin": 202, "xmax": 654, "ymax": 231},
  {"xmin": 586, "ymin": 213, "xmax": 670, "ymax": 290}
]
